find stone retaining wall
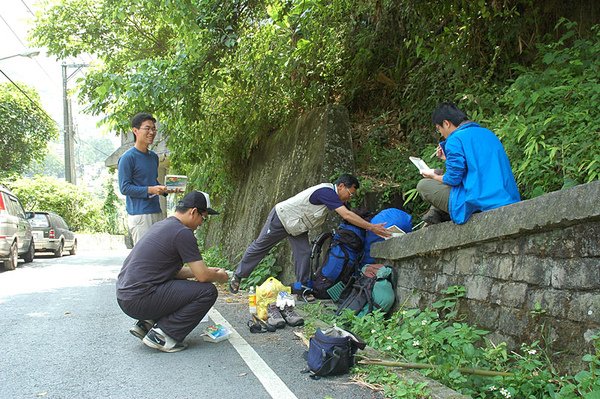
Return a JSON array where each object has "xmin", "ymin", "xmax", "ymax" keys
[
  {"xmin": 205, "ymin": 105, "xmax": 355, "ymax": 283},
  {"xmin": 372, "ymin": 180, "xmax": 600, "ymax": 372}
]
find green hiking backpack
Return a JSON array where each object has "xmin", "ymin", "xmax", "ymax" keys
[{"xmin": 336, "ymin": 264, "xmax": 398, "ymax": 317}]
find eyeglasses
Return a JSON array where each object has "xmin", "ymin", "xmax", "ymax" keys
[
  {"xmin": 344, "ymin": 187, "xmax": 355, "ymax": 197},
  {"xmin": 139, "ymin": 127, "xmax": 157, "ymax": 133}
]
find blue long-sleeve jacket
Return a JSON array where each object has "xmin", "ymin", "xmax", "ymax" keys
[
  {"xmin": 117, "ymin": 147, "xmax": 162, "ymax": 215},
  {"xmin": 441, "ymin": 122, "xmax": 520, "ymax": 224}
]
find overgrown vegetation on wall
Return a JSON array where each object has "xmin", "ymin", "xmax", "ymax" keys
[
  {"xmin": 303, "ymin": 287, "xmax": 600, "ymax": 398},
  {"xmin": 31, "ymin": 0, "xmax": 599, "ymax": 214}
]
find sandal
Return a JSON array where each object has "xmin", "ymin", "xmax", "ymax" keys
[
  {"xmin": 302, "ymin": 293, "xmax": 316, "ymax": 303},
  {"xmin": 247, "ymin": 315, "xmax": 276, "ymax": 333},
  {"xmin": 247, "ymin": 319, "xmax": 267, "ymax": 333},
  {"xmin": 301, "ymin": 288, "xmax": 316, "ymax": 303},
  {"xmin": 254, "ymin": 314, "xmax": 276, "ymax": 332},
  {"xmin": 229, "ymin": 274, "xmax": 241, "ymax": 294}
]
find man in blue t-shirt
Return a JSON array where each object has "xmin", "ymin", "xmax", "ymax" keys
[
  {"xmin": 417, "ymin": 102, "xmax": 520, "ymax": 225},
  {"xmin": 116, "ymin": 191, "xmax": 228, "ymax": 353},
  {"xmin": 229, "ymin": 174, "xmax": 391, "ymax": 295},
  {"xmin": 118, "ymin": 113, "xmax": 181, "ymax": 245}
]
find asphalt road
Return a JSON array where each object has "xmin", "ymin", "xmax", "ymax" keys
[{"xmin": 0, "ymin": 250, "xmax": 383, "ymax": 399}]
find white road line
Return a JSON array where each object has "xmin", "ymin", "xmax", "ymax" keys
[{"xmin": 208, "ymin": 308, "xmax": 298, "ymax": 399}]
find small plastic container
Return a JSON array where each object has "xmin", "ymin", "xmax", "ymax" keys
[{"xmin": 202, "ymin": 324, "xmax": 232, "ymax": 343}]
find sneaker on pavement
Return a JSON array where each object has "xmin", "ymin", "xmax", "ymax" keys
[
  {"xmin": 267, "ymin": 303, "xmax": 286, "ymax": 329},
  {"xmin": 142, "ymin": 327, "xmax": 188, "ymax": 353},
  {"xmin": 229, "ymin": 274, "xmax": 241, "ymax": 294},
  {"xmin": 129, "ymin": 319, "xmax": 154, "ymax": 340},
  {"xmin": 280, "ymin": 305, "xmax": 304, "ymax": 327}
]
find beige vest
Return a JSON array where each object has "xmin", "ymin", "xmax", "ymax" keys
[{"xmin": 275, "ymin": 183, "xmax": 336, "ymax": 236}]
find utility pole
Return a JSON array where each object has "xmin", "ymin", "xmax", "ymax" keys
[{"xmin": 62, "ymin": 62, "xmax": 88, "ymax": 184}]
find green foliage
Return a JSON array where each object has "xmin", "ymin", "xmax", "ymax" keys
[
  {"xmin": 354, "ymin": 366, "xmax": 430, "ymax": 398},
  {"xmin": 489, "ymin": 20, "xmax": 600, "ymax": 199},
  {"xmin": 239, "ymin": 244, "xmax": 283, "ymax": 290},
  {"xmin": 306, "ymin": 286, "xmax": 600, "ymax": 398},
  {"xmin": 348, "ymin": 0, "xmax": 547, "ymax": 211},
  {"xmin": 25, "ymin": 151, "xmax": 64, "ymax": 179},
  {"xmin": 0, "ymin": 83, "xmax": 58, "ymax": 179},
  {"xmin": 30, "ymin": 0, "xmax": 599, "ymax": 214},
  {"xmin": 30, "ymin": 0, "xmax": 599, "ymax": 225},
  {"xmin": 101, "ymin": 172, "xmax": 125, "ymax": 234},
  {"xmin": 7, "ymin": 176, "xmax": 105, "ymax": 233},
  {"xmin": 201, "ymin": 246, "xmax": 234, "ymax": 270}
]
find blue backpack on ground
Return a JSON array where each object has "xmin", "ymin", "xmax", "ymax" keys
[
  {"xmin": 310, "ymin": 223, "xmax": 365, "ymax": 299},
  {"xmin": 303, "ymin": 326, "xmax": 365, "ymax": 379},
  {"xmin": 362, "ymin": 208, "xmax": 412, "ymax": 265}
]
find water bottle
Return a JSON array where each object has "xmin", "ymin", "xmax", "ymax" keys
[{"xmin": 248, "ymin": 286, "xmax": 257, "ymax": 315}]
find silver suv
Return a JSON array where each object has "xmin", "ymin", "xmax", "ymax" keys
[{"xmin": 0, "ymin": 185, "xmax": 35, "ymax": 270}]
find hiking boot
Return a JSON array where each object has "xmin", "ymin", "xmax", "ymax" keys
[
  {"xmin": 129, "ymin": 319, "xmax": 154, "ymax": 340},
  {"xmin": 422, "ymin": 206, "xmax": 451, "ymax": 225},
  {"xmin": 142, "ymin": 327, "xmax": 188, "ymax": 353},
  {"xmin": 229, "ymin": 274, "xmax": 241, "ymax": 294},
  {"xmin": 280, "ymin": 305, "xmax": 304, "ymax": 327},
  {"xmin": 267, "ymin": 303, "xmax": 286, "ymax": 329}
]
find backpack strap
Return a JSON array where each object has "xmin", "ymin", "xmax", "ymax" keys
[
  {"xmin": 310, "ymin": 231, "xmax": 333, "ymax": 279},
  {"xmin": 364, "ymin": 277, "xmax": 377, "ymax": 314}
]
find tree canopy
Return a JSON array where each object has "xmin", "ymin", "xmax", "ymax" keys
[
  {"xmin": 0, "ymin": 82, "xmax": 58, "ymax": 179},
  {"xmin": 30, "ymin": 0, "xmax": 599, "ymax": 206}
]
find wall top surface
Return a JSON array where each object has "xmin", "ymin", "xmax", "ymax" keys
[{"xmin": 373, "ymin": 180, "xmax": 600, "ymax": 260}]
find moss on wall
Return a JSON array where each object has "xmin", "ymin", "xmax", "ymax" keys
[{"xmin": 204, "ymin": 105, "xmax": 354, "ymax": 283}]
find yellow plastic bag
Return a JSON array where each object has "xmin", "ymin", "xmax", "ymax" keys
[{"xmin": 256, "ymin": 277, "xmax": 291, "ymax": 320}]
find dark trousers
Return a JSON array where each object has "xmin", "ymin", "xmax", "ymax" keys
[
  {"xmin": 235, "ymin": 208, "xmax": 312, "ymax": 284},
  {"xmin": 117, "ymin": 280, "xmax": 217, "ymax": 342}
]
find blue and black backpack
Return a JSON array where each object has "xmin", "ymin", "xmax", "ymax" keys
[
  {"xmin": 310, "ymin": 223, "xmax": 365, "ymax": 299},
  {"xmin": 303, "ymin": 327, "xmax": 366, "ymax": 379}
]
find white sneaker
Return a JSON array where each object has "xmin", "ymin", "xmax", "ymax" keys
[
  {"xmin": 142, "ymin": 327, "xmax": 188, "ymax": 353},
  {"xmin": 129, "ymin": 320, "xmax": 154, "ymax": 340}
]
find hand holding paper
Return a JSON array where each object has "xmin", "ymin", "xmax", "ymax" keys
[
  {"xmin": 409, "ymin": 156, "xmax": 435, "ymax": 177},
  {"xmin": 165, "ymin": 175, "xmax": 187, "ymax": 193},
  {"xmin": 378, "ymin": 225, "xmax": 406, "ymax": 240}
]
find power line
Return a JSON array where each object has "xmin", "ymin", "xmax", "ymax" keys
[
  {"xmin": 77, "ymin": 137, "xmax": 114, "ymax": 157},
  {"xmin": 0, "ymin": 9, "xmax": 55, "ymax": 81},
  {"xmin": 20, "ymin": 0, "xmax": 35, "ymax": 16},
  {"xmin": 0, "ymin": 68, "xmax": 54, "ymax": 122},
  {"xmin": 0, "ymin": 13, "xmax": 26, "ymax": 47}
]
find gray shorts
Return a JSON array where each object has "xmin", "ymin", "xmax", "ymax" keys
[{"xmin": 128, "ymin": 213, "xmax": 164, "ymax": 245}]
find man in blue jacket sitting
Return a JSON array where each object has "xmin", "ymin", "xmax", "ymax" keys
[{"xmin": 417, "ymin": 102, "xmax": 520, "ymax": 225}]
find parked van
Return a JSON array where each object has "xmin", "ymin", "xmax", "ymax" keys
[{"xmin": 0, "ymin": 185, "xmax": 35, "ymax": 270}]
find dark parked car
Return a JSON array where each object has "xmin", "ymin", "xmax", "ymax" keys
[
  {"xmin": 26, "ymin": 212, "xmax": 77, "ymax": 257},
  {"xmin": 0, "ymin": 185, "xmax": 35, "ymax": 270}
]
